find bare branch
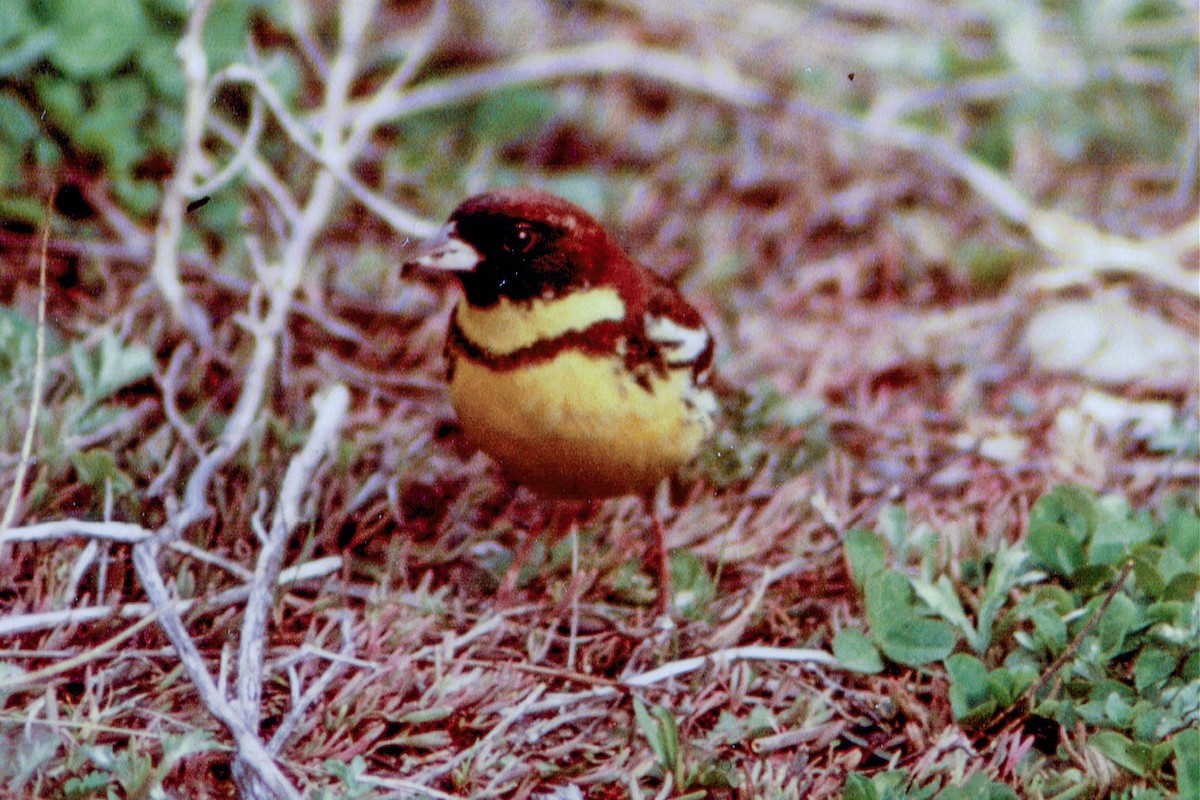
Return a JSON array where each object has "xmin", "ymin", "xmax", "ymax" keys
[
  {"xmin": 0, "ymin": 520, "xmax": 152, "ymax": 545},
  {"xmin": 236, "ymin": 385, "xmax": 350, "ymax": 727},
  {"xmin": 149, "ymin": 0, "xmax": 217, "ymax": 345}
]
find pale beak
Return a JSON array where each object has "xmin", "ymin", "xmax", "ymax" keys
[{"xmin": 404, "ymin": 221, "xmax": 481, "ymax": 272}]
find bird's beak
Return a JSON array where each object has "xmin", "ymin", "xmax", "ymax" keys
[{"xmin": 404, "ymin": 221, "xmax": 480, "ymax": 272}]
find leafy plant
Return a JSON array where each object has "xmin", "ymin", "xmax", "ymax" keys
[
  {"xmin": 843, "ymin": 770, "xmax": 1017, "ymax": 800},
  {"xmin": 836, "ymin": 527, "xmax": 957, "ymax": 669},
  {"xmin": 836, "ymin": 484, "xmax": 1199, "ymax": 795},
  {"xmin": 0, "ymin": 0, "xmax": 260, "ymax": 221},
  {"xmin": 63, "ymin": 731, "xmax": 219, "ymax": 799},
  {"xmin": 633, "ymin": 698, "xmax": 737, "ymax": 794}
]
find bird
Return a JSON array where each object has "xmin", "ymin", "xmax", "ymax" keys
[{"xmin": 405, "ymin": 187, "xmax": 718, "ymax": 614}]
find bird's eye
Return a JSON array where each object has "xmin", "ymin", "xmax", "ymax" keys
[{"xmin": 501, "ymin": 223, "xmax": 537, "ymax": 255}]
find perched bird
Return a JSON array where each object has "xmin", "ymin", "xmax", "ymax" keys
[{"xmin": 406, "ymin": 188, "xmax": 718, "ymax": 613}]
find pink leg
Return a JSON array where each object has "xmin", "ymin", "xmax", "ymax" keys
[{"xmin": 648, "ymin": 501, "xmax": 673, "ymax": 617}]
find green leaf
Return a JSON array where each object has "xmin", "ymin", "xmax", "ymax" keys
[
  {"xmin": 474, "ymin": 87, "xmax": 556, "ymax": 142},
  {"xmin": 669, "ymin": 550, "xmax": 715, "ymax": 620},
  {"xmin": 1103, "ymin": 690, "xmax": 1135, "ymax": 727},
  {"xmin": 1134, "ymin": 647, "xmax": 1180, "ymax": 691},
  {"xmin": 76, "ymin": 77, "xmax": 149, "ymax": 173},
  {"xmin": 877, "ymin": 503, "xmax": 909, "ymax": 552},
  {"xmin": 1133, "ymin": 547, "xmax": 1167, "ymax": 598},
  {"xmin": 112, "ymin": 176, "xmax": 160, "ymax": 217},
  {"xmin": 1095, "ymin": 591, "xmax": 1138, "ymax": 654},
  {"xmin": 1174, "ymin": 728, "xmax": 1200, "ymax": 799},
  {"xmin": 47, "ymin": 0, "xmax": 148, "ymax": 78},
  {"xmin": 0, "ymin": 92, "xmax": 37, "ymax": 145},
  {"xmin": 989, "ymin": 663, "xmax": 1036, "ymax": 706},
  {"xmin": 203, "ymin": 0, "xmax": 251, "ymax": 70},
  {"xmin": 0, "ymin": 0, "xmax": 37, "ymax": 44},
  {"xmin": 70, "ymin": 449, "xmax": 134, "ymax": 494},
  {"xmin": 633, "ymin": 699, "xmax": 677, "ymax": 772},
  {"xmin": 937, "ymin": 773, "xmax": 1018, "ymax": 800},
  {"xmin": 877, "ymin": 617, "xmax": 957, "ymax": 667},
  {"xmin": 946, "ymin": 653, "xmax": 996, "ymax": 724},
  {"xmin": 844, "ymin": 528, "xmax": 886, "ymax": 587},
  {"xmin": 136, "ymin": 34, "xmax": 185, "ymax": 99},
  {"xmin": 1027, "ymin": 520, "xmax": 1086, "ymax": 577},
  {"xmin": 160, "ymin": 730, "xmax": 220, "ymax": 767},
  {"xmin": 34, "ymin": 75, "xmax": 84, "ymax": 128},
  {"xmin": 1090, "ymin": 730, "xmax": 1148, "ymax": 776},
  {"xmin": 864, "ymin": 570, "xmax": 913, "ymax": 635},
  {"xmin": 912, "ymin": 574, "xmax": 976, "ymax": 643},
  {"xmin": 861, "ymin": 571, "xmax": 960, "ymax": 667},
  {"xmin": 1166, "ymin": 506, "xmax": 1199, "ymax": 560},
  {"xmin": 864, "ymin": 569, "xmax": 963, "ymax": 664},
  {"xmin": 0, "ymin": 30, "xmax": 55, "ymax": 79},
  {"xmin": 63, "ymin": 771, "xmax": 110, "ymax": 798},
  {"xmin": 0, "ymin": 307, "xmax": 61, "ymax": 383},
  {"xmin": 72, "ymin": 331, "xmax": 154, "ymax": 403},
  {"xmin": 832, "ymin": 629, "xmax": 883, "ymax": 674},
  {"xmin": 1163, "ymin": 571, "xmax": 1200, "ymax": 602},
  {"xmin": 1028, "ymin": 603, "xmax": 1068, "ymax": 655},
  {"xmin": 975, "ymin": 544, "xmax": 1031, "ymax": 652},
  {"xmin": 841, "ymin": 773, "xmax": 879, "ymax": 800},
  {"xmin": 652, "ymin": 705, "xmax": 680, "ymax": 776},
  {"xmin": 1090, "ymin": 501, "xmax": 1154, "ymax": 566},
  {"xmin": 1031, "ymin": 485, "xmax": 1097, "ymax": 541}
]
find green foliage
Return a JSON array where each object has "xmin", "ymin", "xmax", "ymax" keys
[
  {"xmin": 936, "ymin": 0, "xmax": 1196, "ymax": 170},
  {"xmin": 837, "ymin": 525, "xmax": 958, "ymax": 670},
  {"xmin": 832, "ymin": 628, "xmax": 884, "ymax": 675},
  {"xmin": 864, "ymin": 570, "xmax": 957, "ymax": 667},
  {"xmin": 390, "ymin": 86, "xmax": 559, "ymax": 199},
  {"xmin": 70, "ymin": 331, "xmax": 154, "ymax": 408},
  {"xmin": 0, "ymin": 715, "xmax": 61, "ymax": 794},
  {"xmin": 45, "ymin": 0, "xmax": 149, "ymax": 78},
  {"xmin": 843, "ymin": 770, "xmax": 1016, "ymax": 800},
  {"xmin": 838, "ymin": 485, "xmax": 1198, "ymax": 795},
  {"xmin": 0, "ymin": 0, "xmax": 258, "ymax": 222},
  {"xmin": 633, "ymin": 698, "xmax": 738, "ymax": 793},
  {"xmin": 1, "ymin": 310, "xmax": 155, "ymax": 512},
  {"xmin": 70, "ymin": 448, "xmax": 135, "ymax": 494},
  {"xmin": 317, "ymin": 756, "xmax": 380, "ymax": 800},
  {"xmin": 64, "ymin": 732, "xmax": 219, "ymax": 799},
  {"xmin": 0, "ymin": 306, "xmax": 61, "ymax": 388},
  {"xmin": 669, "ymin": 550, "xmax": 716, "ymax": 620},
  {"xmin": 953, "ymin": 235, "xmax": 1026, "ymax": 291},
  {"xmin": 1175, "ymin": 727, "xmax": 1200, "ymax": 799}
]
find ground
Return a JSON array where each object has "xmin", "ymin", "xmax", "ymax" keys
[{"xmin": 0, "ymin": 1, "xmax": 1197, "ymax": 798}]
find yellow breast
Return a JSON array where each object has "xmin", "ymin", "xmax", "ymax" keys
[{"xmin": 447, "ymin": 291, "xmax": 715, "ymax": 499}]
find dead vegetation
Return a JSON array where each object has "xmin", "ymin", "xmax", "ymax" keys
[{"xmin": 0, "ymin": 0, "xmax": 1196, "ymax": 798}]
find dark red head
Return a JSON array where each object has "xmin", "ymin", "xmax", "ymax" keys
[{"xmin": 406, "ymin": 188, "xmax": 629, "ymax": 307}]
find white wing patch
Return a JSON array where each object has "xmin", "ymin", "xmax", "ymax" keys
[{"xmin": 645, "ymin": 314, "xmax": 710, "ymax": 366}]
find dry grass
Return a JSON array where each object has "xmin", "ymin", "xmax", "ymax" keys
[{"xmin": 0, "ymin": 0, "xmax": 1196, "ymax": 798}]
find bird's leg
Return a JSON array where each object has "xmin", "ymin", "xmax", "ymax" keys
[
  {"xmin": 567, "ymin": 521, "xmax": 580, "ymax": 671},
  {"xmin": 642, "ymin": 488, "xmax": 674, "ymax": 619}
]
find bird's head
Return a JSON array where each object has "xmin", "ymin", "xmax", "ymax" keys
[{"xmin": 405, "ymin": 188, "xmax": 624, "ymax": 307}]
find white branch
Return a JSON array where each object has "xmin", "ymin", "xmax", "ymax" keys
[
  {"xmin": 0, "ymin": 519, "xmax": 152, "ymax": 545},
  {"xmin": 149, "ymin": 0, "xmax": 216, "ymax": 345},
  {"xmin": 236, "ymin": 385, "xmax": 350, "ymax": 727},
  {"xmin": 621, "ymin": 645, "xmax": 838, "ymax": 687}
]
